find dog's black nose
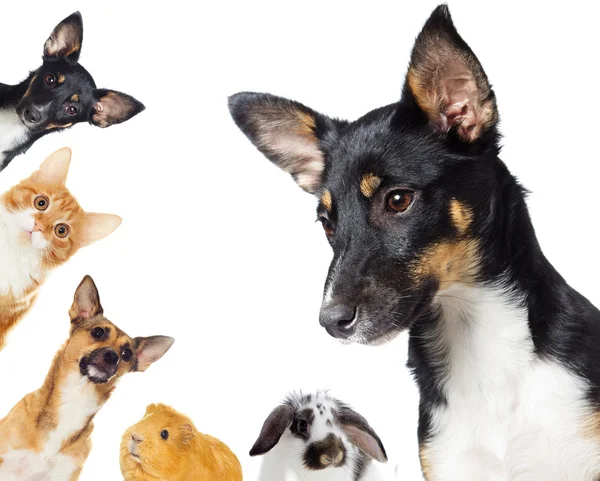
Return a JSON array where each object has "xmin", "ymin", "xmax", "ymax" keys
[
  {"xmin": 319, "ymin": 304, "xmax": 357, "ymax": 339},
  {"xmin": 103, "ymin": 349, "xmax": 119, "ymax": 365},
  {"xmin": 23, "ymin": 107, "xmax": 42, "ymax": 124}
]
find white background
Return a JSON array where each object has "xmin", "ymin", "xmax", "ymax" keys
[{"xmin": 1, "ymin": 1, "xmax": 599, "ymax": 480}]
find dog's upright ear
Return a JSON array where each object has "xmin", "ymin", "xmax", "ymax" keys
[
  {"xmin": 133, "ymin": 336, "xmax": 175, "ymax": 372},
  {"xmin": 44, "ymin": 12, "xmax": 83, "ymax": 63},
  {"xmin": 249, "ymin": 404, "xmax": 295, "ymax": 456},
  {"xmin": 91, "ymin": 89, "xmax": 146, "ymax": 128},
  {"xmin": 228, "ymin": 92, "xmax": 345, "ymax": 194},
  {"xmin": 404, "ymin": 5, "xmax": 498, "ymax": 143},
  {"xmin": 69, "ymin": 275, "xmax": 103, "ymax": 324}
]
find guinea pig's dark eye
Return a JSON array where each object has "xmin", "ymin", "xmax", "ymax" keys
[
  {"xmin": 121, "ymin": 348, "xmax": 133, "ymax": 362},
  {"xmin": 54, "ymin": 223, "xmax": 70, "ymax": 238},
  {"xmin": 386, "ymin": 189, "xmax": 415, "ymax": 214},
  {"xmin": 66, "ymin": 105, "xmax": 78, "ymax": 116},
  {"xmin": 44, "ymin": 73, "xmax": 56, "ymax": 85},
  {"xmin": 161, "ymin": 429, "xmax": 169, "ymax": 440},
  {"xmin": 34, "ymin": 195, "xmax": 49, "ymax": 211},
  {"xmin": 91, "ymin": 327, "xmax": 105, "ymax": 340}
]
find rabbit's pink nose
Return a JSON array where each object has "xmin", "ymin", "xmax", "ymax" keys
[{"xmin": 131, "ymin": 433, "xmax": 143, "ymax": 444}]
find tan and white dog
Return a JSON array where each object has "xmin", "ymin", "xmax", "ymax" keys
[{"xmin": 0, "ymin": 275, "xmax": 174, "ymax": 481}]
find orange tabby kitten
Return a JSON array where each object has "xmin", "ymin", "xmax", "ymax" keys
[{"xmin": 0, "ymin": 147, "xmax": 121, "ymax": 348}]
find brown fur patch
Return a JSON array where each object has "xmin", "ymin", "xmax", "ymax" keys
[
  {"xmin": 419, "ymin": 444, "xmax": 433, "ymax": 480},
  {"xmin": 71, "ymin": 94, "xmax": 79, "ymax": 102},
  {"xmin": 449, "ymin": 199, "xmax": 473, "ymax": 235},
  {"xmin": 321, "ymin": 190, "xmax": 332, "ymax": 212},
  {"xmin": 58, "ymin": 75, "xmax": 66, "ymax": 84},
  {"xmin": 360, "ymin": 173, "xmax": 381, "ymax": 198},
  {"xmin": 411, "ymin": 238, "xmax": 480, "ymax": 287},
  {"xmin": 22, "ymin": 75, "xmax": 38, "ymax": 99},
  {"xmin": 45, "ymin": 122, "xmax": 73, "ymax": 131}
]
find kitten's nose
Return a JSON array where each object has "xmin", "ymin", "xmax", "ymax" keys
[{"xmin": 32, "ymin": 222, "xmax": 42, "ymax": 232}]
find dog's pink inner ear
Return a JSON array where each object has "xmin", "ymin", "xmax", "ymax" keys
[
  {"xmin": 69, "ymin": 275, "xmax": 103, "ymax": 323},
  {"xmin": 405, "ymin": 8, "xmax": 497, "ymax": 143},
  {"xmin": 44, "ymin": 17, "xmax": 82, "ymax": 60}
]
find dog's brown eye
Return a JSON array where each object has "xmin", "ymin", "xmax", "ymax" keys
[
  {"xmin": 54, "ymin": 223, "xmax": 70, "ymax": 238},
  {"xmin": 34, "ymin": 195, "xmax": 49, "ymax": 211},
  {"xmin": 91, "ymin": 327, "xmax": 105, "ymax": 340},
  {"xmin": 121, "ymin": 348, "xmax": 133, "ymax": 362},
  {"xmin": 386, "ymin": 190, "xmax": 415, "ymax": 213},
  {"xmin": 44, "ymin": 73, "xmax": 56, "ymax": 85},
  {"xmin": 66, "ymin": 105, "xmax": 78, "ymax": 116},
  {"xmin": 319, "ymin": 217, "xmax": 335, "ymax": 237}
]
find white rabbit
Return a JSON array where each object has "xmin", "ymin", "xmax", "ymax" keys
[{"xmin": 250, "ymin": 391, "xmax": 389, "ymax": 481}]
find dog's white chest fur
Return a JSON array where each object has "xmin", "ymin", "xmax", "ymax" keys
[
  {"xmin": 0, "ymin": 205, "xmax": 45, "ymax": 298},
  {"xmin": 0, "ymin": 108, "xmax": 28, "ymax": 168},
  {"xmin": 424, "ymin": 284, "xmax": 600, "ymax": 481}
]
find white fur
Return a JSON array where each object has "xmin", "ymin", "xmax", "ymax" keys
[
  {"xmin": 258, "ymin": 392, "xmax": 385, "ymax": 481},
  {"xmin": 0, "ymin": 204, "xmax": 46, "ymax": 298},
  {"xmin": 0, "ymin": 108, "xmax": 29, "ymax": 168},
  {"xmin": 0, "ymin": 372, "xmax": 99, "ymax": 481},
  {"xmin": 423, "ymin": 283, "xmax": 600, "ymax": 481}
]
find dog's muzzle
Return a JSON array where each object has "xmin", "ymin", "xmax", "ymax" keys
[{"xmin": 79, "ymin": 347, "xmax": 119, "ymax": 383}]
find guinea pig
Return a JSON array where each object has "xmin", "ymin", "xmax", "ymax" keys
[
  {"xmin": 120, "ymin": 403, "xmax": 243, "ymax": 481},
  {"xmin": 250, "ymin": 390, "xmax": 388, "ymax": 481}
]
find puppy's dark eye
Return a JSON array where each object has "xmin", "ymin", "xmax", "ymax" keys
[
  {"xmin": 66, "ymin": 105, "xmax": 78, "ymax": 116},
  {"xmin": 161, "ymin": 430, "xmax": 169, "ymax": 440},
  {"xmin": 121, "ymin": 348, "xmax": 133, "ymax": 362},
  {"xmin": 44, "ymin": 73, "xmax": 56, "ymax": 85},
  {"xmin": 91, "ymin": 327, "xmax": 105, "ymax": 340},
  {"xmin": 386, "ymin": 189, "xmax": 415, "ymax": 213},
  {"xmin": 54, "ymin": 223, "xmax": 70, "ymax": 238},
  {"xmin": 34, "ymin": 195, "xmax": 49, "ymax": 211},
  {"xmin": 319, "ymin": 217, "xmax": 335, "ymax": 237}
]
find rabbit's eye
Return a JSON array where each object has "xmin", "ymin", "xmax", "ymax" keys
[{"xmin": 296, "ymin": 419, "xmax": 308, "ymax": 436}]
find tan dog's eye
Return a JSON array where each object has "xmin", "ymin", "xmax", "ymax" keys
[
  {"xmin": 54, "ymin": 223, "xmax": 70, "ymax": 238},
  {"xmin": 91, "ymin": 327, "xmax": 105, "ymax": 340},
  {"xmin": 386, "ymin": 189, "xmax": 415, "ymax": 213},
  {"xmin": 122, "ymin": 348, "xmax": 133, "ymax": 362},
  {"xmin": 34, "ymin": 195, "xmax": 49, "ymax": 211}
]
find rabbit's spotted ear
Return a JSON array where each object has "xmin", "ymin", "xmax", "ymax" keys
[
  {"xmin": 250, "ymin": 404, "xmax": 295, "ymax": 456},
  {"xmin": 336, "ymin": 407, "xmax": 388, "ymax": 463}
]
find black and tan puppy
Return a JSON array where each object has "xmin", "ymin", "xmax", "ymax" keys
[{"xmin": 0, "ymin": 12, "xmax": 145, "ymax": 171}]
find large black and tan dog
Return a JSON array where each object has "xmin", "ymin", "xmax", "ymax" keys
[{"xmin": 229, "ymin": 5, "xmax": 600, "ymax": 481}]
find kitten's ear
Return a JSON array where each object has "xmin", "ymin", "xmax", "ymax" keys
[
  {"xmin": 69, "ymin": 275, "xmax": 103, "ymax": 324},
  {"xmin": 404, "ymin": 5, "xmax": 497, "ymax": 142},
  {"xmin": 44, "ymin": 12, "xmax": 83, "ymax": 63},
  {"xmin": 34, "ymin": 147, "xmax": 71, "ymax": 186},
  {"xmin": 91, "ymin": 89, "xmax": 145, "ymax": 128},
  {"xmin": 228, "ymin": 92, "xmax": 345, "ymax": 194},
  {"xmin": 79, "ymin": 213, "xmax": 122, "ymax": 247},
  {"xmin": 133, "ymin": 336, "xmax": 175, "ymax": 372}
]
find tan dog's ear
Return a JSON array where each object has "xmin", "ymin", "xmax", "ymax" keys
[
  {"xmin": 133, "ymin": 336, "xmax": 175, "ymax": 372},
  {"xmin": 69, "ymin": 275, "xmax": 103, "ymax": 324},
  {"xmin": 181, "ymin": 424, "xmax": 195, "ymax": 444}
]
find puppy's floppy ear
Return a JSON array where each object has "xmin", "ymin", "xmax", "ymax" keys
[
  {"xmin": 44, "ymin": 12, "xmax": 83, "ymax": 63},
  {"xmin": 91, "ymin": 89, "xmax": 146, "ymax": 128},
  {"xmin": 32, "ymin": 147, "xmax": 71, "ymax": 186},
  {"xmin": 336, "ymin": 406, "xmax": 387, "ymax": 463},
  {"xmin": 69, "ymin": 275, "xmax": 103, "ymax": 324},
  {"xmin": 404, "ymin": 5, "xmax": 497, "ymax": 143},
  {"xmin": 249, "ymin": 404, "xmax": 295, "ymax": 456},
  {"xmin": 133, "ymin": 336, "xmax": 175, "ymax": 372},
  {"xmin": 228, "ymin": 92, "xmax": 345, "ymax": 194}
]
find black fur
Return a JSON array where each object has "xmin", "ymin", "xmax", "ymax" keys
[
  {"xmin": 229, "ymin": 3, "xmax": 600, "ymax": 474},
  {"xmin": 0, "ymin": 12, "xmax": 145, "ymax": 171}
]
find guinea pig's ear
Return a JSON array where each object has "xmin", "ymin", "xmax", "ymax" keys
[
  {"xmin": 144, "ymin": 404, "xmax": 161, "ymax": 417},
  {"xmin": 180, "ymin": 424, "xmax": 195, "ymax": 445},
  {"xmin": 249, "ymin": 404, "xmax": 295, "ymax": 456},
  {"xmin": 336, "ymin": 407, "xmax": 388, "ymax": 463},
  {"xmin": 133, "ymin": 336, "xmax": 175, "ymax": 372}
]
